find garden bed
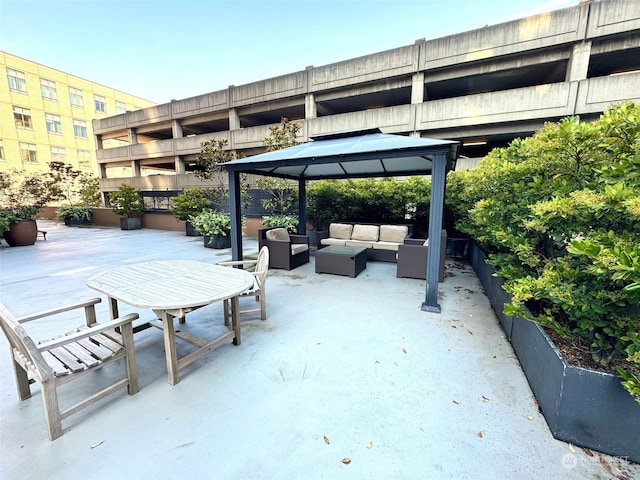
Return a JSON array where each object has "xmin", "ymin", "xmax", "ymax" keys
[{"xmin": 470, "ymin": 242, "xmax": 640, "ymax": 463}]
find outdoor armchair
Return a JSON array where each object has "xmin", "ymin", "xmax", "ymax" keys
[
  {"xmin": 396, "ymin": 229, "xmax": 447, "ymax": 282},
  {"xmin": 0, "ymin": 298, "xmax": 139, "ymax": 441},
  {"xmin": 219, "ymin": 246, "xmax": 270, "ymax": 322},
  {"xmin": 258, "ymin": 227, "xmax": 309, "ymax": 270}
]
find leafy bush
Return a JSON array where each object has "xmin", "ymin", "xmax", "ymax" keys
[
  {"xmin": 168, "ymin": 188, "xmax": 212, "ymax": 221},
  {"xmin": 262, "ymin": 214, "xmax": 299, "ymax": 233},
  {"xmin": 108, "ymin": 184, "xmax": 144, "ymax": 217},
  {"xmin": 190, "ymin": 210, "xmax": 231, "ymax": 237},
  {"xmin": 446, "ymin": 103, "xmax": 640, "ymax": 401}
]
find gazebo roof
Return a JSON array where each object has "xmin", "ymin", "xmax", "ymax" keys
[{"xmin": 224, "ymin": 129, "xmax": 459, "ymax": 180}]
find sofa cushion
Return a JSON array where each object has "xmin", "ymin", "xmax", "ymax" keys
[
  {"xmin": 345, "ymin": 240, "xmax": 374, "ymax": 249},
  {"xmin": 351, "ymin": 224, "xmax": 379, "ymax": 242},
  {"xmin": 329, "ymin": 223, "xmax": 353, "ymax": 240},
  {"xmin": 372, "ymin": 241, "xmax": 401, "ymax": 251},
  {"xmin": 291, "ymin": 243, "xmax": 309, "ymax": 255},
  {"xmin": 266, "ymin": 227, "xmax": 290, "ymax": 241},
  {"xmin": 379, "ymin": 225, "xmax": 408, "ymax": 243},
  {"xmin": 321, "ymin": 238, "xmax": 346, "ymax": 246}
]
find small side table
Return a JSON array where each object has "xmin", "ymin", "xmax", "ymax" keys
[{"xmin": 315, "ymin": 245, "xmax": 367, "ymax": 278}]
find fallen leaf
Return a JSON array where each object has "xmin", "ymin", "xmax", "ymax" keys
[
  {"xmin": 366, "ymin": 441, "xmax": 374, "ymax": 449},
  {"xmin": 375, "ymin": 360, "xmax": 380, "ymax": 364},
  {"xmin": 467, "ymin": 329, "xmax": 474, "ymax": 335},
  {"xmin": 569, "ymin": 443, "xmax": 576, "ymax": 453},
  {"xmin": 598, "ymin": 456, "xmax": 612, "ymax": 474},
  {"xmin": 90, "ymin": 441, "xmax": 104, "ymax": 449},
  {"xmin": 527, "ymin": 416, "xmax": 534, "ymax": 420},
  {"xmin": 452, "ymin": 400, "xmax": 460, "ymax": 405},
  {"xmin": 341, "ymin": 458, "xmax": 351, "ymax": 465},
  {"xmin": 402, "ymin": 347, "xmax": 407, "ymax": 354},
  {"xmin": 583, "ymin": 448, "xmax": 594, "ymax": 457},
  {"xmin": 477, "ymin": 431, "xmax": 483, "ymax": 438},
  {"xmin": 481, "ymin": 395, "xmax": 489, "ymax": 403},
  {"xmin": 394, "ymin": 361, "xmax": 399, "ymax": 367},
  {"xmin": 323, "ymin": 436, "xmax": 330, "ymax": 445},
  {"xmin": 451, "ymin": 325, "xmax": 457, "ymax": 329}
]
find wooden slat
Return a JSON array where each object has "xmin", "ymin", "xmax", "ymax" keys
[
  {"xmin": 77, "ymin": 337, "xmax": 115, "ymax": 360},
  {"xmin": 49, "ymin": 346, "xmax": 85, "ymax": 373},
  {"xmin": 41, "ymin": 351, "xmax": 70, "ymax": 376},
  {"xmin": 77, "ymin": 325, "xmax": 122, "ymax": 352},
  {"xmin": 61, "ymin": 342, "xmax": 100, "ymax": 368}
]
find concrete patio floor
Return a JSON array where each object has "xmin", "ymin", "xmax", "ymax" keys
[{"xmin": 1, "ymin": 220, "xmax": 638, "ymax": 480}]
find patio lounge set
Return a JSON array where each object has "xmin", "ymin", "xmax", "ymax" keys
[{"xmin": 258, "ymin": 223, "xmax": 447, "ymax": 280}]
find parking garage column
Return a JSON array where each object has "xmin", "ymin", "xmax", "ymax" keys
[
  {"xmin": 172, "ymin": 119, "xmax": 183, "ymax": 138},
  {"xmin": 128, "ymin": 128, "xmax": 138, "ymax": 145},
  {"xmin": 411, "ymin": 72, "xmax": 424, "ymax": 104},
  {"xmin": 229, "ymin": 108, "xmax": 240, "ymax": 130},
  {"xmin": 174, "ymin": 156, "xmax": 185, "ymax": 175},
  {"xmin": 566, "ymin": 41, "xmax": 591, "ymax": 82},
  {"xmin": 305, "ymin": 93, "xmax": 317, "ymax": 119}
]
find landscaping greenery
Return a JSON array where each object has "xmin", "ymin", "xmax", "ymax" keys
[
  {"xmin": 108, "ymin": 184, "xmax": 144, "ymax": 217},
  {"xmin": 445, "ymin": 103, "xmax": 640, "ymax": 402},
  {"xmin": 168, "ymin": 188, "xmax": 212, "ymax": 221},
  {"xmin": 306, "ymin": 177, "xmax": 431, "ymax": 229},
  {"xmin": 190, "ymin": 210, "xmax": 232, "ymax": 238},
  {"xmin": 50, "ymin": 161, "xmax": 101, "ymax": 224}
]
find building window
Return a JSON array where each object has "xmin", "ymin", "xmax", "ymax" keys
[
  {"xmin": 78, "ymin": 149, "xmax": 92, "ymax": 169},
  {"xmin": 73, "ymin": 119, "xmax": 88, "ymax": 138},
  {"xmin": 0, "ymin": 140, "xmax": 4, "ymax": 161},
  {"xmin": 94, "ymin": 95, "xmax": 106, "ymax": 113},
  {"xmin": 45, "ymin": 113, "xmax": 63, "ymax": 135},
  {"xmin": 7, "ymin": 68, "xmax": 27, "ymax": 93},
  {"xmin": 69, "ymin": 87, "xmax": 84, "ymax": 108},
  {"xmin": 19, "ymin": 142, "xmax": 38, "ymax": 164},
  {"xmin": 13, "ymin": 106, "xmax": 33, "ymax": 129},
  {"xmin": 50, "ymin": 146, "xmax": 66, "ymax": 163},
  {"xmin": 115, "ymin": 101, "xmax": 126, "ymax": 114},
  {"xmin": 40, "ymin": 78, "xmax": 58, "ymax": 101}
]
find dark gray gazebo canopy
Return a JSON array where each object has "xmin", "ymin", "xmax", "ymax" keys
[{"xmin": 224, "ymin": 129, "xmax": 459, "ymax": 313}]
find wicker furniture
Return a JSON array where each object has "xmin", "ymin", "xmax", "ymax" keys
[
  {"xmin": 396, "ymin": 229, "xmax": 448, "ymax": 281},
  {"xmin": 258, "ymin": 227, "xmax": 310, "ymax": 270},
  {"xmin": 219, "ymin": 246, "xmax": 270, "ymax": 322},
  {"xmin": 318, "ymin": 223, "xmax": 412, "ymax": 262},
  {"xmin": 0, "ymin": 298, "xmax": 139, "ymax": 440},
  {"xmin": 315, "ymin": 245, "xmax": 368, "ymax": 278},
  {"xmin": 87, "ymin": 260, "xmax": 254, "ymax": 385}
]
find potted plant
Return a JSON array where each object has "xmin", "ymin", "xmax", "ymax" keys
[
  {"xmin": 52, "ymin": 164, "xmax": 101, "ymax": 226},
  {"xmin": 168, "ymin": 188, "xmax": 212, "ymax": 236},
  {"xmin": 0, "ymin": 169, "xmax": 60, "ymax": 246},
  {"xmin": 190, "ymin": 210, "xmax": 231, "ymax": 249},
  {"xmin": 262, "ymin": 214, "xmax": 299, "ymax": 233},
  {"xmin": 108, "ymin": 184, "xmax": 144, "ymax": 230}
]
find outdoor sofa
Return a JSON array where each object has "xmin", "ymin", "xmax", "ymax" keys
[{"xmin": 318, "ymin": 222, "xmax": 413, "ymax": 262}]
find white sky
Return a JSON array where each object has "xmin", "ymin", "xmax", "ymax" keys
[{"xmin": 0, "ymin": 0, "xmax": 579, "ymax": 103}]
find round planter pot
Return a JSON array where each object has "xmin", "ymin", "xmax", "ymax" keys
[
  {"xmin": 204, "ymin": 234, "xmax": 231, "ymax": 249},
  {"xmin": 185, "ymin": 221, "xmax": 202, "ymax": 237},
  {"xmin": 4, "ymin": 219, "xmax": 38, "ymax": 247}
]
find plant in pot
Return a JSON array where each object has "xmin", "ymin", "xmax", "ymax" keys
[
  {"xmin": 108, "ymin": 184, "xmax": 144, "ymax": 230},
  {"xmin": 262, "ymin": 214, "xmax": 299, "ymax": 233},
  {"xmin": 190, "ymin": 210, "xmax": 232, "ymax": 249},
  {"xmin": 0, "ymin": 169, "xmax": 60, "ymax": 246},
  {"xmin": 52, "ymin": 163, "xmax": 101, "ymax": 226},
  {"xmin": 168, "ymin": 188, "xmax": 212, "ymax": 236}
]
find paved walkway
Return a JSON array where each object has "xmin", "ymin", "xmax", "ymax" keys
[{"xmin": 1, "ymin": 221, "xmax": 637, "ymax": 480}]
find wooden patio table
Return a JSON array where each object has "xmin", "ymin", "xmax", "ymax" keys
[{"xmin": 86, "ymin": 260, "xmax": 254, "ymax": 385}]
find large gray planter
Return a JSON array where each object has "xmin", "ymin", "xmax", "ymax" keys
[
  {"xmin": 120, "ymin": 217, "xmax": 142, "ymax": 230},
  {"xmin": 470, "ymin": 241, "xmax": 640, "ymax": 463}
]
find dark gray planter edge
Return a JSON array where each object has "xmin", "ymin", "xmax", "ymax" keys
[{"xmin": 469, "ymin": 241, "xmax": 640, "ymax": 463}]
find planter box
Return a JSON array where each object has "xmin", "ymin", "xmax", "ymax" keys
[
  {"xmin": 64, "ymin": 217, "xmax": 91, "ymax": 227},
  {"xmin": 3, "ymin": 220, "xmax": 38, "ymax": 246},
  {"xmin": 185, "ymin": 221, "xmax": 202, "ymax": 237},
  {"xmin": 471, "ymin": 241, "xmax": 640, "ymax": 463},
  {"xmin": 120, "ymin": 217, "xmax": 142, "ymax": 230},
  {"xmin": 203, "ymin": 234, "xmax": 231, "ymax": 249}
]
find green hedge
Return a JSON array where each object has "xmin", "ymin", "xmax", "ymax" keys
[{"xmin": 446, "ymin": 103, "xmax": 640, "ymax": 402}]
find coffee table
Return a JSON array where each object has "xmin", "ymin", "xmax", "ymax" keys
[{"xmin": 315, "ymin": 245, "xmax": 367, "ymax": 277}]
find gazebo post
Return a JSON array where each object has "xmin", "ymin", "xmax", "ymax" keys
[
  {"xmin": 298, "ymin": 179, "xmax": 307, "ymax": 235},
  {"xmin": 422, "ymin": 154, "xmax": 446, "ymax": 313},
  {"xmin": 228, "ymin": 170, "xmax": 243, "ymax": 262}
]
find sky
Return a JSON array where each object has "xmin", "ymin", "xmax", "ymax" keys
[{"xmin": 0, "ymin": 0, "xmax": 580, "ymax": 104}]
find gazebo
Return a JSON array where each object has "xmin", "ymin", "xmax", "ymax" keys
[{"xmin": 224, "ymin": 129, "xmax": 459, "ymax": 313}]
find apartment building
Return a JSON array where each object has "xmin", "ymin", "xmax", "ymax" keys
[
  {"xmin": 92, "ymin": 0, "xmax": 640, "ymax": 206},
  {"xmin": 0, "ymin": 51, "xmax": 155, "ymax": 176}
]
